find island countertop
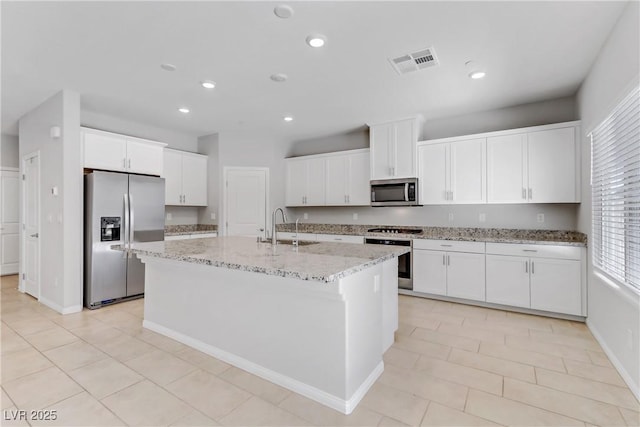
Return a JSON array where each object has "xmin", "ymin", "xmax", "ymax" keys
[{"xmin": 116, "ymin": 236, "xmax": 409, "ymax": 283}]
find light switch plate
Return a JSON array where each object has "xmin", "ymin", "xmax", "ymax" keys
[
  {"xmin": 166, "ymin": 212, "xmax": 173, "ymax": 220},
  {"xmin": 448, "ymin": 213, "xmax": 454, "ymax": 222},
  {"xmin": 479, "ymin": 213, "xmax": 486, "ymax": 223},
  {"xmin": 303, "ymin": 213, "xmax": 309, "ymax": 220},
  {"xmin": 353, "ymin": 213, "xmax": 358, "ymax": 220},
  {"xmin": 210, "ymin": 212, "xmax": 216, "ymax": 220}
]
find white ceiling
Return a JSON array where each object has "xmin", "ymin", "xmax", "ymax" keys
[{"xmin": 1, "ymin": 1, "xmax": 628, "ymax": 142}]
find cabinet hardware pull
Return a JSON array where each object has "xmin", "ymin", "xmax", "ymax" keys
[
  {"xmin": 447, "ymin": 255, "xmax": 450, "ymax": 266},
  {"xmin": 528, "ymin": 188, "xmax": 532, "ymax": 199},
  {"xmin": 123, "ymin": 158, "xmax": 126, "ymax": 168},
  {"xmin": 440, "ymin": 244, "xmax": 452, "ymax": 247},
  {"xmin": 522, "ymin": 249, "xmax": 537, "ymax": 252},
  {"xmin": 347, "ymin": 195, "xmax": 350, "ymax": 203},
  {"xmin": 531, "ymin": 261, "xmax": 535, "ymax": 274},
  {"xmin": 444, "ymin": 190, "xmax": 448, "ymax": 201},
  {"xmin": 522, "ymin": 188, "xmax": 526, "ymax": 199},
  {"xmin": 443, "ymin": 254, "xmax": 446, "ymax": 265},
  {"xmin": 128, "ymin": 159, "xmax": 131, "ymax": 168},
  {"xmin": 450, "ymin": 191, "xmax": 453, "ymax": 201},
  {"xmin": 525, "ymin": 261, "xmax": 528, "ymax": 273}
]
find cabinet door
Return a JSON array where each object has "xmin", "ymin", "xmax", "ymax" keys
[
  {"xmin": 306, "ymin": 158, "xmax": 326, "ymax": 205},
  {"xmin": 370, "ymin": 123, "xmax": 394, "ymax": 179},
  {"xmin": 447, "ymin": 252, "xmax": 486, "ymax": 300},
  {"xmin": 450, "ymin": 138, "xmax": 486, "ymax": 204},
  {"xmin": 83, "ymin": 130, "xmax": 127, "ymax": 172},
  {"xmin": 347, "ymin": 152, "xmax": 371, "ymax": 205},
  {"xmin": 530, "ymin": 258, "xmax": 582, "ymax": 315},
  {"xmin": 418, "ymin": 143, "xmax": 448, "ymax": 204},
  {"xmin": 325, "ymin": 156, "xmax": 348, "ymax": 205},
  {"xmin": 394, "ymin": 119, "xmax": 418, "ymax": 178},
  {"xmin": 486, "ymin": 255, "xmax": 530, "ymax": 308},
  {"xmin": 126, "ymin": 139, "xmax": 164, "ymax": 176},
  {"xmin": 527, "ymin": 127, "xmax": 577, "ymax": 203},
  {"xmin": 487, "ymin": 134, "xmax": 527, "ymax": 203},
  {"xmin": 163, "ymin": 150, "xmax": 183, "ymax": 205},
  {"xmin": 413, "ymin": 249, "xmax": 447, "ymax": 295},
  {"xmin": 285, "ymin": 159, "xmax": 307, "ymax": 206},
  {"xmin": 181, "ymin": 154, "xmax": 208, "ymax": 206}
]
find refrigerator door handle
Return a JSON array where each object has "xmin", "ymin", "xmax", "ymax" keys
[
  {"xmin": 129, "ymin": 194, "xmax": 135, "ymax": 258},
  {"xmin": 123, "ymin": 193, "xmax": 129, "ymax": 258}
]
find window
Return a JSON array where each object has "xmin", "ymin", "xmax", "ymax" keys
[{"xmin": 590, "ymin": 84, "xmax": 640, "ymax": 291}]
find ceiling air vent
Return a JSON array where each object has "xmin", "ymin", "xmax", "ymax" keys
[{"xmin": 389, "ymin": 47, "xmax": 439, "ymax": 75}]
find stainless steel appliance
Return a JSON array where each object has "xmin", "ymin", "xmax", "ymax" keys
[
  {"xmin": 365, "ymin": 227, "xmax": 423, "ymax": 290},
  {"xmin": 84, "ymin": 171, "xmax": 165, "ymax": 309},
  {"xmin": 370, "ymin": 178, "xmax": 419, "ymax": 207}
]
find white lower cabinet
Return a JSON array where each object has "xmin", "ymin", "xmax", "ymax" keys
[
  {"xmin": 413, "ymin": 240, "xmax": 485, "ymax": 300},
  {"xmin": 485, "ymin": 243, "xmax": 585, "ymax": 316},
  {"xmin": 277, "ymin": 232, "xmax": 364, "ymax": 244}
]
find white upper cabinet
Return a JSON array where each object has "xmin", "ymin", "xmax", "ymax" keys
[
  {"xmin": 325, "ymin": 150, "xmax": 370, "ymax": 206},
  {"xmin": 285, "ymin": 157, "xmax": 325, "ymax": 207},
  {"xmin": 527, "ymin": 127, "xmax": 578, "ymax": 203},
  {"xmin": 163, "ymin": 149, "xmax": 208, "ymax": 206},
  {"xmin": 418, "ymin": 138, "xmax": 486, "ymax": 204},
  {"xmin": 82, "ymin": 127, "xmax": 166, "ymax": 176},
  {"xmin": 369, "ymin": 117, "xmax": 422, "ymax": 180},
  {"xmin": 487, "ymin": 124, "xmax": 580, "ymax": 203},
  {"xmin": 286, "ymin": 149, "xmax": 369, "ymax": 207}
]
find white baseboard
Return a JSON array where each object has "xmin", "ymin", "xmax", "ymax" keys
[
  {"xmin": 144, "ymin": 319, "xmax": 382, "ymax": 414},
  {"xmin": 587, "ymin": 319, "xmax": 640, "ymax": 401},
  {"xmin": 38, "ymin": 296, "xmax": 82, "ymax": 315}
]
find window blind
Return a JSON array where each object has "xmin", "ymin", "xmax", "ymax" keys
[{"xmin": 591, "ymin": 84, "xmax": 640, "ymax": 291}]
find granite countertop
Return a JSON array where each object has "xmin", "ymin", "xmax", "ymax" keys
[
  {"xmin": 115, "ymin": 236, "xmax": 409, "ymax": 283},
  {"xmin": 276, "ymin": 223, "xmax": 587, "ymax": 247},
  {"xmin": 165, "ymin": 224, "xmax": 217, "ymax": 236}
]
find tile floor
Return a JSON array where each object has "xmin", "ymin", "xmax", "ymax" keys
[{"xmin": 1, "ymin": 274, "xmax": 638, "ymax": 426}]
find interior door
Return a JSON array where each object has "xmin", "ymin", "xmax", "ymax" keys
[
  {"xmin": 225, "ymin": 169, "xmax": 267, "ymax": 237},
  {"xmin": 22, "ymin": 154, "xmax": 40, "ymax": 297},
  {"xmin": 1, "ymin": 170, "xmax": 20, "ymax": 275}
]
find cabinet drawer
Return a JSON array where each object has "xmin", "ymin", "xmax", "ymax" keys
[
  {"xmin": 278, "ymin": 232, "xmax": 316, "ymax": 241},
  {"xmin": 316, "ymin": 234, "xmax": 364, "ymax": 244},
  {"xmin": 486, "ymin": 242, "xmax": 582, "ymax": 260},
  {"xmin": 413, "ymin": 239, "xmax": 485, "ymax": 253}
]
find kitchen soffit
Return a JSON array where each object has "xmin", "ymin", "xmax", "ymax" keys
[{"xmin": 0, "ymin": 1, "xmax": 628, "ymax": 142}]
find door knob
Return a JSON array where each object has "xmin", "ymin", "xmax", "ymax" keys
[{"xmin": 30, "ymin": 233, "xmax": 39, "ymax": 238}]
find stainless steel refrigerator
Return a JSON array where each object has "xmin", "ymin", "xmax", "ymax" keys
[{"xmin": 84, "ymin": 171, "xmax": 165, "ymax": 309}]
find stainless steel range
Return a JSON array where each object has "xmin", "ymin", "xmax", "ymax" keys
[{"xmin": 365, "ymin": 227, "xmax": 423, "ymax": 290}]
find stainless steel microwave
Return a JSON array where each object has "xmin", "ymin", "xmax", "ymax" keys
[{"xmin": 370, "ymin": 178, "xmax": 419, "ymax": 207}]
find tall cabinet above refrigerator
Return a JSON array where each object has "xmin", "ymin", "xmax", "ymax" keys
[{"xmin": 84, "ymin": 171, "xmax": 165, "ymax": 309}]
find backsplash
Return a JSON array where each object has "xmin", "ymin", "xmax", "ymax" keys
[{"xmin": 286, "ymin": 203, "xmax": 579, "ymax": 231}]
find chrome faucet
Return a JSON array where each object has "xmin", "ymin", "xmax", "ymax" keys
[
  {"xmin": 293, "ymin": 218, "xmax": 300, "ymax": 247},
  {"xmin": 271, "ymin": 208, "xmax": 287, "ymax": 245}
]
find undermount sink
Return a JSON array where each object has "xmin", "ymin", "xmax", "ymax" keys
[{"xmin": 276, "ymin": 239, "xmax": 318, "ymax": 246}]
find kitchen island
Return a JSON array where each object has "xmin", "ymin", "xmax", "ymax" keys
[{"xmin": 120, "ymin": 236, "xmax": 408, "ymax": 414}]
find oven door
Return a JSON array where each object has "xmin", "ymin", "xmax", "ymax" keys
[{"xmin": 364, "ymin": 238, "xmax": 413, "ymax": 290}]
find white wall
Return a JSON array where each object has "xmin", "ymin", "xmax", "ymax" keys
[
  {"xmin": 285, "ymin": 96, "xmax": 578, "ymax": 231},
  {"xmin": 197, "ymin": 133, "xmax": 219, "ymax": 225},
  {"xmin": 18, "ymin": 90, "xmax": 83, "ymax": 313},
  {"xmin": 81, "ymin": 110, "xmax": 198, "ymax": 152},
  {"xmin": 1, "ymin": 134, "xmax": 19, "ymax": 168},
  {"xmin": 217, "ymin": 130, "xmax": 288, "ymax": 236},
  {"xmin": 576, "ymin": 0, "xmax": 640, "ymax": 399}
]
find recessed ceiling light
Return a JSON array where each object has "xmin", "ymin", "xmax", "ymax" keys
[
  {"xmin": 270, "ymin": 73, "xmax": 288, "ymax": 82},
  {"xmin": 178, "ymin": 107, "xmax": 190, "ymax": 114},
  {"xmin": 201, "ymin": 80, "xmax": 216, "ymax": 89},
  {"xmin": 283, "ymin": 115, "xmax": 294, "ymax": 122},
  {"xmin": 274, "ymin": 4, "xmax": 294, "ymax": 19},
  {"xmin": 305, "ymin": 34, "xmax": 326, "ymax": 48},
  {"xmin": 465, "ymin": 60, "xmax": 486, "ymax": 80},
  {"xmin": 160, "ymin": 63, "xmax": 177, "ymax": 72},
  {"xmin": 469, "ymin": 71, "xmax": 486, "ymax": 79}
]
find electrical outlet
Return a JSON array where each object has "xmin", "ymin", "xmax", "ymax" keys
[
  {"xmin": 537, "ymin": 213, "xmax": 545, "ymax": 223},
  {"xmin": 448, "ymin": 213, "xmax": 454, "ymax": 222},
  {"xmin": 479, "ymin": 213, "xmax": 486, "ymax": 223},
  {"xmin": 303, "ymin": 213, "xmax": 309, "ymax": 220},
  {"xmin": 353, "ymin": 213, "xmax": 358, "ymax": 220},
  {"xmin": 210, "ymin": 212, "xmax": 216, "ymax": 220},
  {"xmin": 166, "ymin": 212, "xmax": 172, "ymax": 221},
  {"xmin": 627, "ymin": 329, "xmax": 633, "ymax": 350}
]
